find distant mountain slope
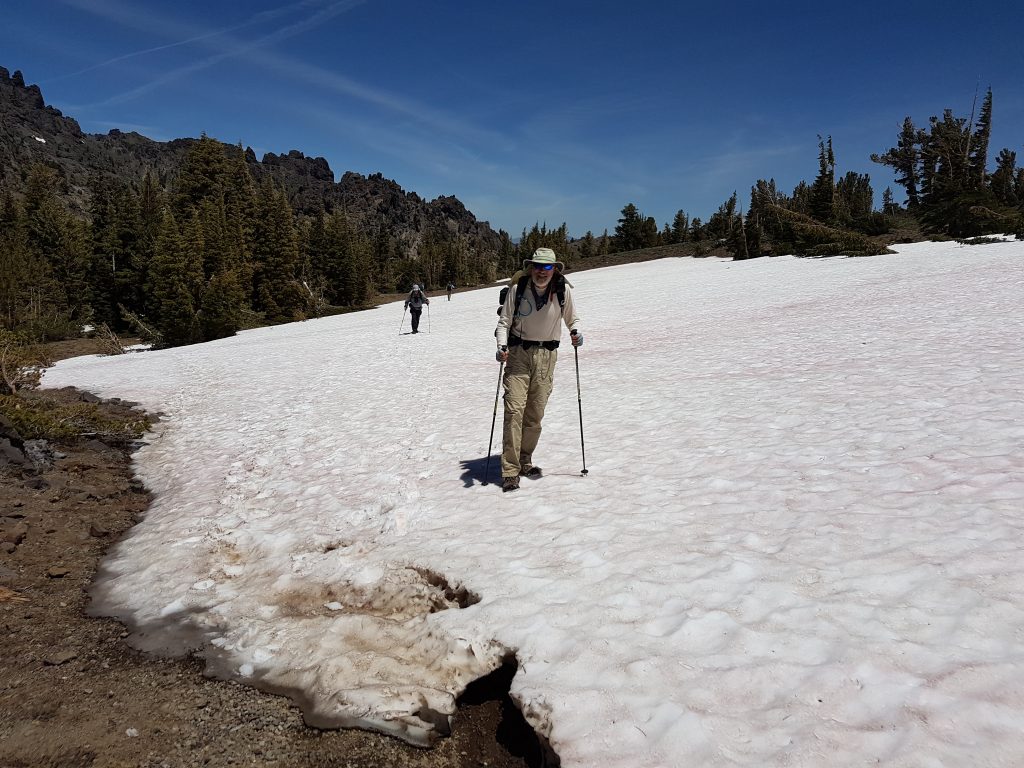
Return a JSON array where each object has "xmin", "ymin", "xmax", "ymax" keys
[{"xmin": 0, "ymin": 66, "xmax": 501, "ymax": 256}]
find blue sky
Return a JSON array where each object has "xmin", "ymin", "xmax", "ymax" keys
[{"xmin": 5, "ymin": 0, "xmax": 1023, "ymax": 237}]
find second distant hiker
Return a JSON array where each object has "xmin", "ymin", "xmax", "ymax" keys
[{"xmin": 405, "ymin": 284, "xmax": 430, "ymax": 334}]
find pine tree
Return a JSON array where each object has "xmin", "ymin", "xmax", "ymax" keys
[
  {"xmin": 834, "ymin": 171, "xmax": 874, "ymax": 227},
  {"xmin": 251, "ymin": 180, "xmax": 303, "ymax": 322},
  {"xmin": 0, "ymin": 192, "xmax": 49, "ymax": 331},
  {"xmin": 88, "ymin": 177, "xmax": 148, "ymax": 329},
  {"xmin": 810, "ymin": 136, "xmax": 836, "ymax": 223},
  {"xmin": 727, "ymin": 208, "xmax": 748, "ymax": 259},
  {"xmin": 171, "ymin": 137, "xmax": 257, "ymax": 325},
  {"xmin": 921, "ymin": 110, "xmax": 972, "ymax": 200},
  {"xmin": 641, "ymin": 216, "xmax": 660, "ymax": 248},
  {"xmin": 322, "ymin": 211, "xmax": 371, "ymax": 306},
  {"xmin": 917, "ymin": 107, "xmax": 1001, "ymax": 236},
  {"xmin": 871, "ymin": 117, "xmax": 921, "ymax": 209},
  {"xmin": 968, "ymin": 88, "xmax": 993, "ymax": 187},
  {"xmin": 174, "ymin": 134, "xmax": 230, "ymax": 216},
  {"xmin": 187, "ymin": 200, "xmax": 245, "ymax": 340},
  {"xmin": 670, "ymin": 210, "xmax": 689, "ymax": 243},
  {"xmin": 497, "ymin": 230, "xmax": 516, "ymax": 276},
  {"xmin": 579, "ymin": 231, "xmax": 596, "ymax": 258},
  {"xmin": 790, "ymin": 181, "xmax": 812, "ymax": 216},
  {"xmin": 706, "ymin": 193, "xmax": 738, "ymax": 241},
  {"xmin": 743, "ymin": 211, "xmax": 763, "ymax": 259},
  {"xmin": 22, "ymin": 166, "xmax": 90, "ymax": 336},
  {"xmin": 200, "ymin": 268, "xmax": 245, "ymax": 340},
  {"xmin": 86, "ymin": 175, "xmax": 119, "ymax": 328},
  {"xmin": 613, "ymin": 204, "xmax": 644, "ymax": 252},
  {"xmin": 147, "ymin": 209, "xmax": 200, "ymax": 346},
  {"xmin": 990, "ymin": 148, "xmax": 1018, "ymax": 205},
  {"xmin": 881, "ymin": 187, "xmax": 897, "ymax": 215},
  {"xmin": 195, "ymin": 195, "xmax": 244, "ymax": 291},
  {"xmin": 747, "ymin": 179, "xmax": 793, "ymax": 255},
  {"xmin": 222, "ymin": 143, "xmax": 258, "ymax": 253},
  {"xmin": 301, "ymin": 212, "xmax": 330, "ymax": 307}
]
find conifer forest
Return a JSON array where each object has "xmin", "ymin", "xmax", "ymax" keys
[{"xmin": 2, "ymin": 83, "xmax": 1022, "ymax": 351}]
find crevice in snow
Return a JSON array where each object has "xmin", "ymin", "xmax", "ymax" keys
[
  {"xmin": 410, "ymin": 565, "xmax": 481, "ymax": 609},
  {"xmin": 457, "ymin": 657, "xmax": 561, "ymax": 768}
]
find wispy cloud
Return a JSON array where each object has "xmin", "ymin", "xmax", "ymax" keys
[
  {"xmin": 56, "ymin": 0, "xmax": 638, "ymax": 233},
  {"xmin": 60, "ymin": 0, "xmax": 507, "ymax": 151},
  {"xmin": 55, "ymin": 0, "xmax": 362, "ymax": 103},
  {"xmin": 47, "ymin": 0, "xmax": 334, "ymax": 83},
  {"xmin": 63, "ymin": 0, "xmax": 525, "ymax": 164}
]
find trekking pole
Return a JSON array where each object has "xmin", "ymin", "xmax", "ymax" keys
[
  {"xmin": 483, "ymin": 361, "xmax": 504, "ymax": 484},
  {"xmin": 572, "ymin": 335, "xmax": 588, "ymax": 476},
  {"xmin": 398, "ymin": 306, "xmax": 407, "ymax": 335},
  {"xmin": 427, "ymin": 303, "xmax": 431, "ymax": 333}
]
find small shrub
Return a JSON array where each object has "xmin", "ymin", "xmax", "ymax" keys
[
  {"xmin": 0, "ymin": 394, "xmax": 150, "ymax": 444},
  {"xmin": 956, "ymin": 236, "xmax": 1003, "ymax": 246},
  {"xmin": 96, "ymin": 324, "xmax": 126, "ymax": 355},
  {"xmin": 22, "ymin": 313, "xmax": 81, "ymax": 342},
  {"xmin": 0, "ymin": 330, "xmax": 51, "ymax": 395}
]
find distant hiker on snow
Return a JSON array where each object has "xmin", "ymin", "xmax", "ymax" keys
[
  {"xmin": 405, "ymin": 285, "xmax": 429, "ymax": 333},
  {"xmin": 447, "ymin": 282, "xmax": 455, "ymax": 300},
  {"xmin": 495, "ymin": 247, "xmax": 582, "ymax": 492}
]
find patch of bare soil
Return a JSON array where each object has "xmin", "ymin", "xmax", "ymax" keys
[
  {"xmin": 1, "ymin": 385, "xmax": 552, "ymax": 768},
  {"xmin": 35, "ymin": 335, "xmax": 146, "ymax": 365}
]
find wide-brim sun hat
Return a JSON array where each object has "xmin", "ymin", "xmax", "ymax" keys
[{"xmin": 522, "ymin": 246, "xmax": 564, "ymax": 272}]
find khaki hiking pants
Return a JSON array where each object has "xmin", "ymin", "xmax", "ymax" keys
[{"xmin": 501, "ymin": 345, "xmax": 557, "ymax": 478}]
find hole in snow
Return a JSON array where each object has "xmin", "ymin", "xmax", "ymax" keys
[{"xmin": 456, "ymin": 657, "xmax": 561, "ymax": 768}]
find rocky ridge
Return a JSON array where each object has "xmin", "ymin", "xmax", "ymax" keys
[{"xmin": 0, "ymin": 66, "xmax": 501, "ymax": 257}]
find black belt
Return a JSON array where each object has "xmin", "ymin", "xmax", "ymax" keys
[{"xmin": 509, "ymin": 335, "xmax": 559, "ymax": 350}]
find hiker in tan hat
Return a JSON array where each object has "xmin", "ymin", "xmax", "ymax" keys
[{"xmin": 494, "ymin": 247, "xmax": 583, "ymax": 492}]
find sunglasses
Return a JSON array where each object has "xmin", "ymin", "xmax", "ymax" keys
[{"xmin": 531, "ymin": 263, "xmax": 554, "ymax": 271}]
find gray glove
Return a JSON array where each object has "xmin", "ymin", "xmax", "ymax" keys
[
  {"xmin": 496, "ymin": 345, "xmax": 508, "ymax": 362},
  {"xmin": 570, "ymin": 330, "xmax": 583, "ymax": 347}
]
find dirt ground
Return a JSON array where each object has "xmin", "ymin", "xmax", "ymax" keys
[{"xmin": 1, "ymin": 339, "xmax": 553, "ymax": 768}]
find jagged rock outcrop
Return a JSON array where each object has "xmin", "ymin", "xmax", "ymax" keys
[
  {"xmin": 0, "ymin": 66, "xmax": 501, "ymax": 257},
  {"xmin": 0, "ymin": 67, "xmax": 193, "ymax": 212}
]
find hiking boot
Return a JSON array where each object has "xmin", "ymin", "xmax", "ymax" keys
[
  {"xmin": 501, "ymin": 475, "xmax": 520, "ymax": 492},
  {"xmin": 521, "ymin": 466, "xmax": 543, "ymax": 478}
]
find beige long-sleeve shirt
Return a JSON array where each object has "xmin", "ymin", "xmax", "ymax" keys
[{"xmin": 495, "ymin": 275, "xmax": 581, "ymax": 347}]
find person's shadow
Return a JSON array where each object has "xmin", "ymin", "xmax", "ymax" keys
[{"xmin": 460, "ymin": 456, "xmax": 501, "ymax": 487}]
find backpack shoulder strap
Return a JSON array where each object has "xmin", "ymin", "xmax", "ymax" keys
[
  {"xmin": 514, "ymin": 274, "xmax": 530, "ymax": 308},
  {"xmin": 554, "ymin": 274, "xmax": 566, "ymax": 308}
]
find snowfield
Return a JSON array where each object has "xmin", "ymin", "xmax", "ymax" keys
[{"xmin": 44, "ymin": 239, "xmax": 1024, "ymax": 767}]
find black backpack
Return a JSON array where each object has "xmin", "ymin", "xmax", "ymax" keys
[{"xmin": 496, "ymin": 273, "xmax": 566, "ymax": 316}]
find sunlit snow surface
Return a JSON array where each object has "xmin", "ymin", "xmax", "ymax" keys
[{"xmin": 44, "ymin": 240, "xmax": 1024, "ymax": 766}]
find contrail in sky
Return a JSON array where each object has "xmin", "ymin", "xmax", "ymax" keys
[{"xmin": 48, "ymin": 0, "xmax": 356, "ymax": 83}]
